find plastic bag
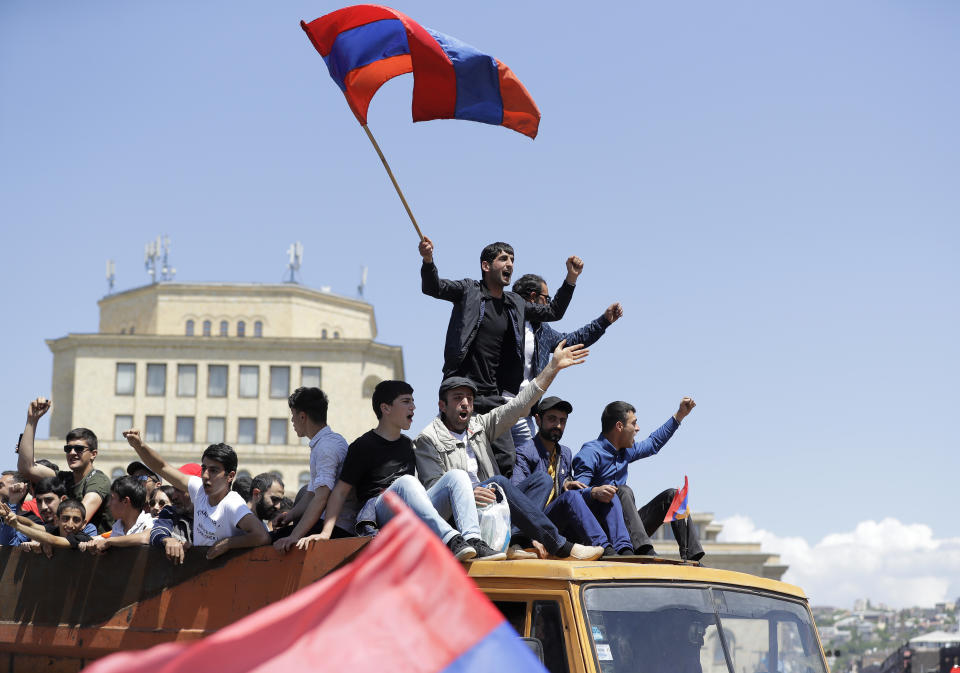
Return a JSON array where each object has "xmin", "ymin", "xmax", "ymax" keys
[{"xmin": 478, "ymin": 482, "xmax": 511, "ymax": 552}]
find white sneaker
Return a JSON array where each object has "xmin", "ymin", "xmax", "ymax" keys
[
  {"xmin": 565, "ymin": 543, "xmax": 605, "ymax": 561},
  {"xmin": 507, "ymin": 544, "xmax": 538, "ymax": 560}
]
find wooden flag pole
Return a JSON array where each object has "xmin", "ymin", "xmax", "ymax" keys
[{"xmin": 362, "ymin": 124, "xmax": 424, "ymax": 241}]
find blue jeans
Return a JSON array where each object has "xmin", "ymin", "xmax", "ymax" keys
[
  {"xmin": 374, "ymin": 471, "xmax": 480, "ymax": 545},
  {"xmin": 546, "ymin": 488, "xmax": 632, "ymax": 552},
  {"xmin": 483, "ymin": 472, "xmax": 568, "ymax": 556}
]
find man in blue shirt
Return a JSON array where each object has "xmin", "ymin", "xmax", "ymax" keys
[{"xmin": 571, "ymin": 398, "xmax": 703, "ymax": 560}]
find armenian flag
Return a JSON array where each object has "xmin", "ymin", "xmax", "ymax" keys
[
  {"xmin": 83, "ymin": 492, "xmax": 546, "ymax": 673},
  {"xmin": 301, "ymin": 4, "xmax": 541, "ymax": 138},
  {"xmin": 663, "ymin": 475, "xmax": 690, "ymax": 523}
]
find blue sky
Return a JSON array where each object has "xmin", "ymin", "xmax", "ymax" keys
[{"xmin": 2, "ymin": 1, "xmax": 957, "ymax": 604}]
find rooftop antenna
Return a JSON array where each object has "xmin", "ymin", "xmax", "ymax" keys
[
  {"xmin": 285, "ymin": 242, "xmax": 303, "ymax": 284},
  {"xmin": 145, "ymin": 235, "xmax": 176, "ymax": 283},
  {"xmin": 357, "ymin": 265, "xmax": 368, "ymax": 298},
  {"xmin": 106, "ymin": 259, "xmax": 115, "ymax": 294}
]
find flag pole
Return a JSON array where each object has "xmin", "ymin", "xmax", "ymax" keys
[{"xmin": 362, "ymin": 124, "xmax": 424, "ymax": 241}]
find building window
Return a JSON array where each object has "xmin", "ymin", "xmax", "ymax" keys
[
  {"xmin": 208, "ymin": 365, "xmax": 228, "ymax": 397},
  {"xmin": 302, "ymin": 367, "xmax": 321, "ymax": 389},
  {"xmin": 177, "ymin": 364, "xmax": 197, "ymax": 397},
  {"xmin": 270, "ymin": 366, "xmax": 290, "ymax": 399},
  {"xmin": 237, "ymin": 321, "xmax": 246, "ymax": 337},
  {"xmin": 219, "ymin": 320, "xmax": 228, "ymax": 336},
  {"xmin": 254, "ymin": 321, "xmax": 263, "ymax": 337},
  {"xmin": 129, "ymin": 326, "xmax": 135, "ymax": 334},
  {"xmin": 333, "ymin": 331, "xmax": 340, "ymax": 339},
  {"xmin": 145, "ymin": 416, "xmax": 164, "ymax": 442},
  {"xmin": 321, "ymin": 329, "xmax": 328, "ymax": 339},
  {"xmin": 176, "ymin": 417, "xmax": 195, "ymax": 443},
  {"xmin": 238, "ymin": 366, "xmax": 259, "ymax": 398},
  {"xmin": 206, "ymin": 417, "xmax": 225, "ymax": 444},
  {"xmin": 298, "ymin": 471, "xmax": 311, "ymax": 490},
  {"xmin": 185, "ymin": 320, "xmax": 195, "ymax": 336},
  {"xmin": 114, "ymin": 414, "xmax": 133, "ymax": 440},
  {"xmin": 202, "ymin": 320, "xmax": 211, "ymax": 336},
  {"xmin": 237, "ymin": 418, "xmax": 256, "ymax": 444},
  {"xmin": 116, "ymin": 363, "xmax": 136, "ymax": 396},
  {"xmin": 111, "ymin": 467, "xmax": 125, "ymax": 480},
  {"xmin": 268, "ymin": 418, "xmax": 288, "ymax": 445},
  {"xmin": 146, "ymin": 364, "xmax": 167, "ymax": 396}
]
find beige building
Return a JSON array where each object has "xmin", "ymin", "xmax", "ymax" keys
[
  {"xmin": 35, "ymin": 282, "xmax": 404, "ymax": 492},
  {"xmin": 651, "ymin": 511, "xmax": 789, "ymax": 580}
]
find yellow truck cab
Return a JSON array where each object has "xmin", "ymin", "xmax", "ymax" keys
[
  {"xmin": 469, "ymin": 557, "xmax": 830, "ymax": 673},
  {"xmin": 0, "ymin": 544, "xmax": 828, "ymax": 673}
]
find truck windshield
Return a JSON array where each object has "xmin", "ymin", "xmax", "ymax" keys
[{"xmin": 583, "ymin": 584, "xmax": 827, "ymax": 673}]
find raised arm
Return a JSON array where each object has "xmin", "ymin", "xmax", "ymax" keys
[
  {"xmin": 18, "ymin": 398, "xmax": 57, "ymax": 481},
  {"xmin": 419, "ymin": 236, "xmax": 468, "ymax": 301},
  {"xmin": 1, "ymin": 504, "xmax": 71, "ymax": 549},
  {"xmin": 122, "ymin": 430, "xmax": 190, "ymax": 492},
  {"xmin": 532, "ymin": 339, "xmax": 589, "ymax": 392}
]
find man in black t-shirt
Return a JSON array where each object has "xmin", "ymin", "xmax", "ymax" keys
[
  {"xmin": 419, "ymin": 238, "xmax": 585, "ymax": 478},
  {"xmin": 320, "ymin": 381, "xmax": 505, "ymax": 561}
]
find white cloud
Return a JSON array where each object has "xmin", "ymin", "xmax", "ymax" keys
[{"xmin": 717, "ymin": 516, "xmax": 960, "ymax": 609}]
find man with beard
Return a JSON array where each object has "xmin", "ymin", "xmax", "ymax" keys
[
  {"xmin": 419, "ymin": 237, "xmax": 583, "ymax": 477},
  {"xmin": 247, "ymin": 473, "xmax": 285, "ymax": 526},
  {"xmin": 512, "ymin": 397, "xmax": 634, "ymax": 556},
  {"xmin": 414, "ymin": 344, "xmax": 605, "ymax": 561}
]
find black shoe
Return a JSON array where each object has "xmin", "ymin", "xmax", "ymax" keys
[
  {"xmin": 636, "ymin": 545, "xmax": 657, "ymax": 557},
  {"xmin": 602, "ymin": 546, "xmax": 618, "ymax": 557},
  {"xmin": 618, "ymin": 547, "xmax": 635, "ymax": 556},
  {"xmin": 467, "ymin": 538, "xmax": 507, "ymax": 561},
  {"xmin": 447, "ymin": 535, "xmax": 477, "ymax": 561}
]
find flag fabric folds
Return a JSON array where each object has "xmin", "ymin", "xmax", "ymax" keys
[
  {"xmin": 83, "ymin": 492, "xmax": 547, "ymax": 673},
  {"xmin": 301, "ymin": 4, "xmax": 541, "ymax": 138},
  {"xmin": 663, "ymin": 475, "xmax": 690, "ymax": 523}
]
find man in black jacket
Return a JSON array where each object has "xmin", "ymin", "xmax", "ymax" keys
[{"xmin": 419, "ymin": 236, "xmax": 583, "ymax": 476}]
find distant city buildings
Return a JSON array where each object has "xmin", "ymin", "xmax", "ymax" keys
[{"xmin": 33, "ymin": 281, "xmax": 403, "ymax": 491}]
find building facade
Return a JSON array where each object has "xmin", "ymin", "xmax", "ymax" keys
[{"xmin": 35, "ymin": 282, "xmax": 404, "ymax": 492}]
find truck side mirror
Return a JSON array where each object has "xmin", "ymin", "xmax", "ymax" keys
[{"xmin": 521, "ymin": 637, "xmax": 545, "ymax": 663}]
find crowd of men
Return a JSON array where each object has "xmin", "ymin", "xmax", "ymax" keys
[{"xmin": 0, "ymin": 240, "xmax": 703, "ymax": 565}]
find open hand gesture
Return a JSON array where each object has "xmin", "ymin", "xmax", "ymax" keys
[{"xmin": 551, "ymin": 339, "xmax": 589, "ymax": 370}]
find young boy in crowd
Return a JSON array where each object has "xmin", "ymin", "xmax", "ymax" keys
[
  {"xmin": 0, "ymin": 499, "xmax": 93, "ymax": 555},
  {"xmin": 317, "ymin": 380, "xmax": 503, "ymax": 561},
  {"xmin": 81, "ymin": 476, "xmax": 153, "ymax": 553},
  {"xmin": 31, "ymin": 476, "xmax": 98, "ymax": 537},
  {"xmin": 123, "ymin": 431, "xmax": 269, "ymax": 559}
]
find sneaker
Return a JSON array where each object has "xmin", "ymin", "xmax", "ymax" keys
[
  {"xmin": 564, "ymin": 543, "xmax": 605, "ymax": 561},
  {"xmin": 447, "ymin": 535, "xmax": 477, "ymax": 561},
  {"xmin": 467, "ymin": 538, "xmax": 507, "ymax": 561},
  {"xmin": 602, "ymin": 546, "xmax": 618, "ymax": 557},
  {"xmin": 507, "ymin": 544, "xmax": 538, "ymax": 560}
]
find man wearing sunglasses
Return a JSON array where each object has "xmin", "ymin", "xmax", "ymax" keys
[{"xmin": 17, "ymin": 397, "xmax": 114, "ymax": 534}]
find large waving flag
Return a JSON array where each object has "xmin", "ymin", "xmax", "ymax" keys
[
  {"xmin": 83, "ymin": 492, "xmax": 546, "ymax": 673},
  {"xmin": 301, "ymin": 4, "xmax": 541, "ymax": 138},
  {"xmin": 663, "ymin": 475, "xmax": 690, "ymax": 523}
]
